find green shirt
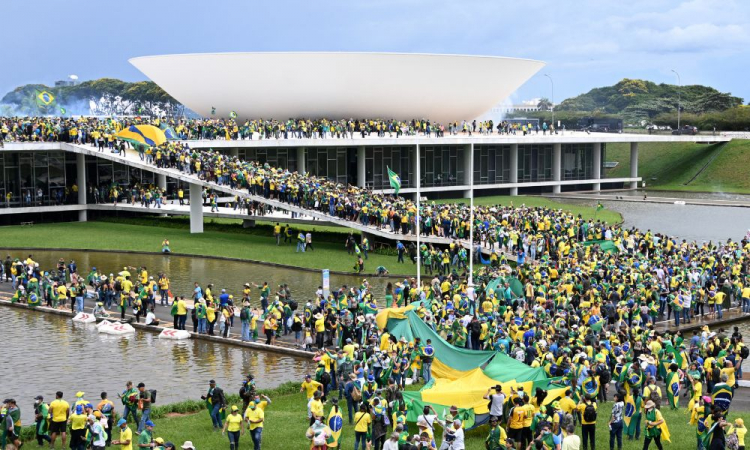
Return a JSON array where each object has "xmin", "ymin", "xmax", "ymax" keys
[{"xmin": 138, "ymin": 430, "xmax": 152, "ymax": 446}]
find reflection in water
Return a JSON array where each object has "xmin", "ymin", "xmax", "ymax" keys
[
  {"xmin": 5, "ymin": 249, "xmax": 391, "ymax": 306},
  {"xmin": 560, "ymin": 199, "xmax": 750, "ymax": 242},
  {"xmin": 0, "ymin": 308, "xmax": 314, "ymax": 423}
]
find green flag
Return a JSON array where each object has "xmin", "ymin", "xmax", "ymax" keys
[
  {"xmin": 60, "ymin": 107, "xmax": 66, "ymax": 115},
  {"xmin": 596, "ymin": 202, "xmax": 604, "ymax": 212},
  {"xmin": 387, "ymin": 166, "xmax": 401, "ymax": 195},
  {"xmin": 229, "ymin": 111, "xmax": 237, "ymax": 119}
]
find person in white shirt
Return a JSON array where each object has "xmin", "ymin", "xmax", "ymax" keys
[
  {"xmin": 439, "ymin": 420, "xmax": 464, "ymax": 450},
  {"xmin": 88, "ymin": 414, "xmax": 107, "ymax": 450},
  {"xmin": 484, "ymin": 385, "xmax": 506, "ymax": 421},
  {"xmin": 416, "ymin": 405, "xmax": 438, "ymax": 430},
  {"xmin": 383, "ymin": 432, "xmax": 400, "ymax": 450},
  {"xmin": 145, "ymin": 309, "xmax": 159, "ymax": 326}
]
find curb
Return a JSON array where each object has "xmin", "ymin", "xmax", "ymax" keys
[
  {"xmin": 0, "ymin": 299, "xmax": 314, "ymax": 359},
  {"xmin": 0, "ymin": 246, "xmax": 409, "ymax": 279}
]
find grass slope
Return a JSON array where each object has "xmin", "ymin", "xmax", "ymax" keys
[
  {"xmin": 605, "ymin": 140, "xmax": 750, "ymax": 193},
  {"xmin": 0, "ymin": 220, "xmax": 411, "ymax": 275},
  {"xmin": 438, "ymin": 195, "xmax": 623, "ymax": 223}
]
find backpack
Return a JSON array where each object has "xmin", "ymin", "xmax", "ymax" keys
[
  {"xmin": 648, "ymin": 386, "xmax": 661, "ymax": 406},
  {"xmin": 114, "ymin": 280, "xmax": 122, "ymax": 291},
  {"xmin": 727, "ymin": 432, "xmax": 739, "ymax": 450},
  {"xmin": 583, "ymin": 403, "xmax": 597, "ymax": 423},
  {"xmin": 149, "ymin": 389, "xmax": 157, "ymax": 405},
  {"xmin": 351, "ymin": 384, "xmax": 362, "ymax": 402},
  {"xmin": 598, "ymin": 366, "xmax": 611, "ymax": 384},
  {"xmin": 321, "ymin": 371, "xmax": 331, "ymax": 386},
  {"xmin": 240, "ymin": 308, "xmax": 249, "ymax": 321},
  {"xmin": 740, "ymin": 346, "xmax": 749, "ymax": 359},
  {"xmin": 289, "ymin": 300, "xmax": 298, "ymax": 311}
]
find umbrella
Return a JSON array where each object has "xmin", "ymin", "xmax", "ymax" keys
[{"xmin": 115, "ymin": 124, "xmax": 167, "ymax": 147}]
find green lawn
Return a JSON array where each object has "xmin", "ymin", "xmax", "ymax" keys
[
  {"xmin": 21, "ymin": 384, "xmax": 748, "ymax": 450},
  {"xmin": 438, "ymin": 195, "xmax": 623, "ymax": 224},
  {"xmin": 0, "ymin": 220, "xmax": 413, "ymax": 275},
  {"xmin": 605, "ymin": 140, "xmax": 750, "ymax": 193}
]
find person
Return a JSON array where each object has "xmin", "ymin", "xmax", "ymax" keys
[
  {"xmin": 69, "ymin": 404, "xmax": 88, "ymax": 450},
  {"xmin": 180, "ymin": 441, "xmax": 196, "ymax": 450},
  {"xmin": 137, "ymin": 382, "xmax": 152, "ymax": 433},
  {"xmin": 112, "ymin": 418, "xmax": 133, "ymax": 450},
  {"xmin": 383, "ymin": 432, "xmax": 400, "ymax": 450},
  {"xmin": 245, "ymin": 401, "xmax": 264, "ymax": 450},
  {"xmin": 3, "ymin": 399, "xmax": 22, "ymax": 450},
  {"xmin": 306, "ymin": 414, "xmax": 333, "ymax": 450},
  {"xmin": 508, "ymin": 397, "xmax": 526, "ymax": 450},
  {"xmin": 97, "ymin": 392, "xmax": 115, "ymax": 447},
  {"xmin": 577, "ymin": 395, "xmax": 597, "ymax": 450},
  {"xmin": 34, "ymin": 395, "xmax": 51, "ymax": 446},
  {"xmin": 137, "ymin": 420, "xmax": 155, "ymax": 449},
  {"xmin": 562, "ymin": 424, "xmax": 581, "ymax": 450},
  {"xmin": 734, "ymin": 418, "xmax": 746, "ymax": 450},
  {"xmin": 484, "ymin": 385, "xmax": 506, "ymax": 423},
  {"xmin": 49, "ymin": 390, "xmax": 70, "ymax": 449},
  {"xmin": 222, "ymin": 405, "xmax": 244, "ymax": 450},
  {"xmin": 609, "ymin": 393, "xmax": 624, "ymax": 450},
  {"xmin": 642, "ymin": 400, "xmax": 665, "ymax": 450},
  {"xmin": 353, "ymin": 404, "xmax": 371, "ymax": 450},
  {"xmin": 161, "ymin": 239, "xmax": 171, "ymax": 253},
  {"xmin": 175, "ymin": 296, "xmax": 187, "ymax": 330},
  {"xmin": 486, "ymin": 416, "xmax": 508, "ymax": 450},
  {"xmin": 119, "ymin": 381, "xmax": 140, "ymax": 425},
  {"xmin": 88, "ymin": 413, "xmax": 107, "ymax": 450},
  {"xmin": 201, "ymin": 379, "xmax": 226, "ymax": 430},
  {"xmin": 145, "ymin": 307, "xmax": 160, "ymax": 326}
]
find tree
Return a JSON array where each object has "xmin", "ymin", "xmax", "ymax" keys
[{"xmin": 537, "ymin": 97, "xmax": 553, "ymax": 111}]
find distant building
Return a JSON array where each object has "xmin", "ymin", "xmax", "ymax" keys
[{"xmin": 54, "ymin": 80, "xmax": 76, "ymax": 87}]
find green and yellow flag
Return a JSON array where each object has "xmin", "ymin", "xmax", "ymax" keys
[
  {"xmin": 596, "ymin": 202, "xmax": 604, "ymax": 212},
  {"xmin": 60, "ymin": 107, "xmax": 66, "ymax": 115},
  {"xmin": 36, "ymin": 90, "xmax": 55, "ymax": 107},
  {"xmin": 229, "ymin": 111, "xmax": 237, "ymax": 119},
  {"xmin": 387, "ymin": 166, "xmax": 401, "ymax": 196}
]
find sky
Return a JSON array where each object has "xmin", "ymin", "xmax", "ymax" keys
[{"xmin": 2, "ymin": 0, "xmax": 748, "ymax": 105}]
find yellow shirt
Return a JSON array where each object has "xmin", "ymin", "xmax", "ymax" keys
[
  {"xmin": 523, "ymin": 404, "xmax": 535, "ymax": 427},
  {"xmin": 245, "ymin": 407, "xmax": 264, "ymax": 430},
  {"xmin": 721, "ymin": 367, "xmax": 736, "ymax": 387},
  {"xmin": 577, "ymin": 401, "xmax": 597, "ymax": 425},
  {"xmin": 354, "ymin": 412, "xmax": 371, "ymax": 432},
  {"xmin": 70, "ymin": 413, "xmax": 87, "ymax": 430},
  {"xmin": 310, "ymin": 399, "xmax": 324, "ymax": 418},
  {"xmin": 302, "ymin": 380, "xmax": 322, "ymax": 399},
  {"xmin": 509, "ymin": 406, "xmax": 525, "ymax": 429},
  {"xmin": 736, "ymin": 425, "xmax": 747, "ymax": 447},
  {"xmin": 225, "ymin": 413, "xmax": 243, "ymax": 432},
  {"xmin": 119, "ymin": 426, "xmax": 133, "ymax": 450},
  {"xmin": 49, "ymin": 399, "xmax": 70, "ymax": 422},
  {"xmin": 559, "ymin": 397, "xmax": 576, "ymax": 414},
  {"xmin": 176, "ymin": 299, "xmax": 187, "ymax": 315}
]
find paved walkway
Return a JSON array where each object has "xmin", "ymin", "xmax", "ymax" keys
[{"xmin": 546, "ymin": 192, "xmax": 750, "ymax": 208}]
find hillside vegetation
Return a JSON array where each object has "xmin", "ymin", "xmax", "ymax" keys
[{"xmin": 605, "ymin": 139, "xmax": 750, "ymax": 193}]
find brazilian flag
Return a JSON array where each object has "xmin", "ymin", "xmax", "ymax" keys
[
  {"xmin": 596, "ymin": 202, "xmax": 604, "ymax": 212},
  {"xmin": 36, "ymin": 90, "xmax": 55, "ymax": 107},
  {"xmin": 665, "ymin": 370, "xmax": 680, "ymax": 409},
  {"xmin": 387, "ymin": 166, "xmax": 401, "ymax": 196},
  {"xmin": 229, "ymin": 111, "xmax": 237, "ymax": 119},
  {"xmin": 588, "ymin": 314, "xmax": 605, "ymax": 332},
  {"xmin": 327, "ymin": 407, "xmax": 343, "ymax": 447},
  {"xmin": 623, "ymin": 393, "xmax": 640, "ymax": 434},
  {"xmin": 582, "ymin": 376, "xmax": 599, "ymax": 398},
  {"xmin": 60, "ymin": 107, "xmax": 67, "ymax": 115},
  {"xmin": 711, "ymin": 384, "xmax": 733, "ymax": 411}
]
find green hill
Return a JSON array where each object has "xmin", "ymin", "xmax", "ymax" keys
[
  {"xmin": 605, "ymin": 139, "xmax": 750, "ymax": 193},
  {"xmin": 0, "ymin": 78, "xmax": 180, "ymax": 116},
  {"xmin": 556, "ymin": 78, "xmax": 744, "ymax": 123}
]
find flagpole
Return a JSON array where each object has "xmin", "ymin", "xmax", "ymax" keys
[
  {"xmin": 416, "ymin": 143, "xmax": 421, "ymax": 290},
  {"xmin": 468, "ymin": 143, "xmax": 475, "ymax": 315}
]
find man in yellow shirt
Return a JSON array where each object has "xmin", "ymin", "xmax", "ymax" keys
[
  {"xmin": 577, "ymin": 396, "xmax": 598, "ymax": 450},
  {"xmin": 300, "ymin": 374, "xmax": 322, "ymax": 399},
  {"xmin": 507, "ymin": 397, "xmax": 526, "ymax": 446},
  {"xmin": 49, "ymin": 391, "xmax": 70, "ymax": 448},
  {"xmin": 309, "ymin": 391, "xmax": 325, "ymax": 425},
  {"xmin": 353, "ymin": 404, "xmax": 372, "ymax": 449},
  {"xmin": 112, "ymin": 418, "xmax": 133, "ymax": 450},
  {"xmin": 245, "ymin": 402, "xmax": 264, "ymax": 449}
]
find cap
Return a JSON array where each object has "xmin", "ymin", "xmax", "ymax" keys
[
  {"xmin": 117, "ymin": 418, "xmax": 127, "ymax": 426},
  {"xmin": 231, "ymin": 405, "xmax": 239, "ymax": 411},
  {"xmin": 145, "ymin": 420, "xmax": 155, "ymax": 427},
  {"xmin": 155, "ymin": 437, "xmax": 165, "ymax": 444}
]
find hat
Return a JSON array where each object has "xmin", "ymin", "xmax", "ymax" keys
[
  {"xmin": 231, "ymin": 405, "xmax": 239, "ymax": 411},
  {"xmin": 181, "ymin": 441, "xmax": 195, "ymax": 450},
  {"xmin": 702, "ymin": 395, "xmax": 713, "ymax": 404},
  {"xmin": 735, "ymin": 418, "xmax": 744, "ymax": 426},
  {"xmin": 94, "ymin": 411, "xmax": 102, "ymax": 418},
  {"xmin": 145, "ymin": 420, "xmax": 155, "ymax": 427},
  {"xmin": 644, "ymin": 400, "xmax": 656, "ymax": 410},
  {"xmin": 368, "ymin": 375, "xmax": 375, "ymax": 382},
  {"xmin": 76, "ymin": 391, "xmax": 85, "ymax": 398},
  {"xmin": 417, "ymin": 419, "xmax": 429, "ymax": 428},
  {"xmin": 155, "ymin": 438, "xmax": 165, "ymax": 444},
  {"xmin": 165, "ymin": 442, "xmax": 175, "ymax": 449},
  {"xmin": 117, "ymin": 418, "xmax": 127, "ymax": 426}
]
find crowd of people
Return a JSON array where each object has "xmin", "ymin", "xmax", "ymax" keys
[
  {"xmin": 2, "ymin": 116, "xmax": 750, "ymax": 450},
  {"xmin": 0, "ymin": 116, "xmax": 559, "ymax": 144}
]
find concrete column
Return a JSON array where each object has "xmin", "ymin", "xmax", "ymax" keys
[
  {"xmin": 413, "ymin": 144, "xmax": 421, "ymax": 191},
  {"xmin": 463, "ymin": 144, "xmax": 473, "ymax": 198},
  {"xmin": 552, "ymin": 143, "xmax": 562, "ymax": 194},
  {"xmin": 630, "ymin": 142, "xmax": 639, "ymax": 189},
  {"xmin": 592, "ymin": 143, "xmax": 602, "ymax": 191},
  {"xmin": 229, "ymin": 148, "xmax": 239, "ymax": 157},
  {"xmin": 357, "ymin": 146, "xmax": 366, "ymax": 188},
  {"xmin": 158, "ymin": 174, "xmax": 167, "ymax": 190},
  {"xmin": 297, "ymin": 147, "xmax": 306, "ymax": 174},
  {"xmin": 509, "ymin": 144, "xmax": 518, "ymax": 196},
  {"xmin": 77, "ymin": 153, "xmax": 87, "ymax": 221},
  {"xmin": 189, "ymin": 183, "xmax": 204, "ymax": 233}
]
